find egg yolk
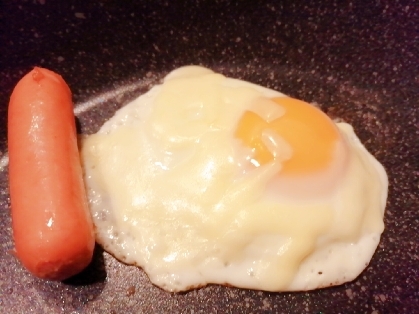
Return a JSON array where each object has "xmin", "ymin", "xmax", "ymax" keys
[{"xmin": 235, "ymin": 97, "xmax": 340, "ymax": 175}]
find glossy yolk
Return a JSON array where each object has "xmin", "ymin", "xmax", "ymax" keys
[{"xmin": 235, "ymin": 97, "xmax": 340, "ymax": 175}]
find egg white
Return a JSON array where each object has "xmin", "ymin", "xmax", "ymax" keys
[{"xmin": 81, "ymin": 66, "xmax": 388, "ymax": 292}]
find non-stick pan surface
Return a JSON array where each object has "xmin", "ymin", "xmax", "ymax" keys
[{"xmin": 1, "ymin": 1, "xmax": 418, "ymax": 313}]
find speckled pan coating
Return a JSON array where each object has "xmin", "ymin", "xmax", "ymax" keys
[{"xmin": 0, "ymin": 1, "xmax": 418, "ymax": 313}]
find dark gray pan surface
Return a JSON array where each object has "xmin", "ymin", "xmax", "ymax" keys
[{"xmin": 1, "ymin": 1, "xmax": 418, "ymax": 313}]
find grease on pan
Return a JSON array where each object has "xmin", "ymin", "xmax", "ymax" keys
[{"xmin": 81, "ymin": 66, "xmax": 388, "ymax": 292}]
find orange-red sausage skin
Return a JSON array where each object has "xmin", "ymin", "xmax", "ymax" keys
[{"xmin": 8, "ymin": 67, "xmax": 95, "ymax": 280}]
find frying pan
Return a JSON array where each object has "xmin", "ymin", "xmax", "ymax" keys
[{"xmin": 1, "ymin": 1, "xmax": 418, "ymax": 313}]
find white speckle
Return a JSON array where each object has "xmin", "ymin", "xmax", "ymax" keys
[
  {"xmin": 236, "ymin": 37, "xmax": 241, "ymax": 42},
  {"xmin": 75, "ymin": 12, "xmax": 86, "ymax": 19},
  {"xmin": 262, "ymin": 298, "xmax": 270, "ymax": 310},
  {"xmin": 346, "ymin": 288, "xmax": 353, "ymax": 299},
  {"xmin": 379, "ymin": 294, "xmax": 386, "ymax": 302},
  {"xmin": 57, "ymin": 56, "xmax": 64, "ymax": 62},
  {"xmin": 0, "ymin": 155, "xmax": 9, "ymax": 172}
]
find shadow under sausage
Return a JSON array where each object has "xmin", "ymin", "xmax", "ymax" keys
[{"xmin": 63, "ymin": 244, "xmax": 107, "ymax": 286}]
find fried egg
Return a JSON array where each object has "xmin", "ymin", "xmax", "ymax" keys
[{"xmin": 81, "ymin": 66, "xmax": 388, "ymax": 292}]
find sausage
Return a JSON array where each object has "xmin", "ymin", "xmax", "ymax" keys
[{"xmin": 8, "ymin": 67, "xmax": 95, "ymax": 280}]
